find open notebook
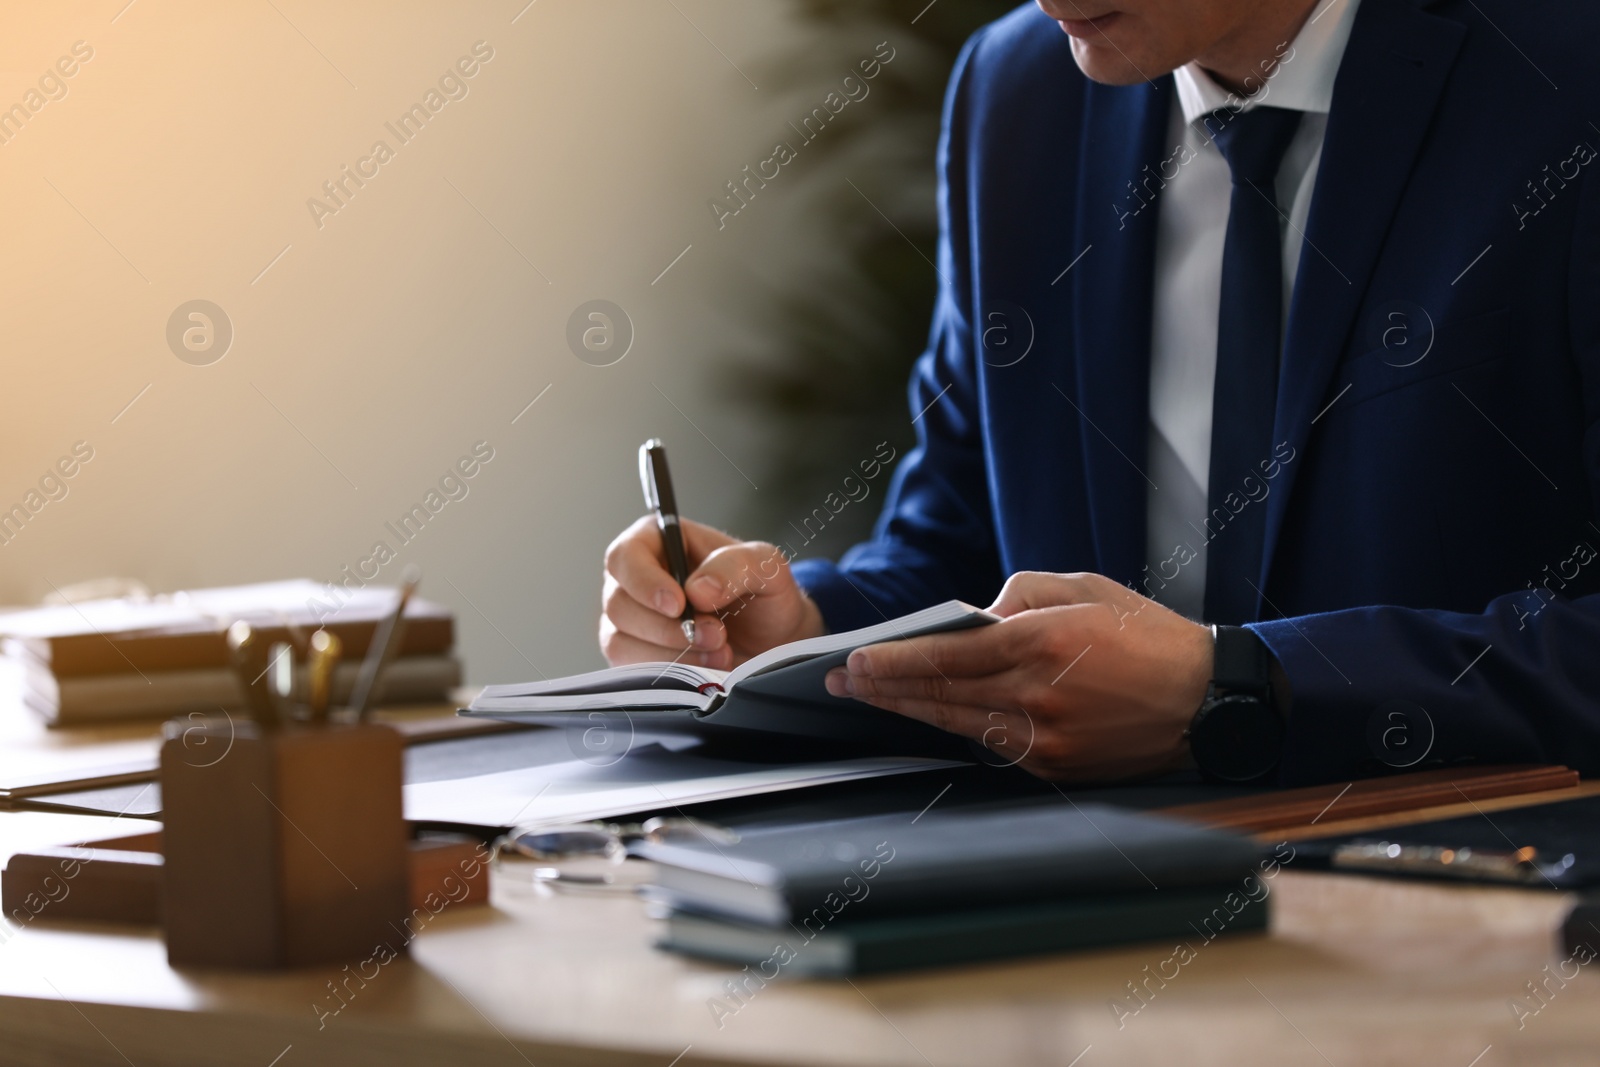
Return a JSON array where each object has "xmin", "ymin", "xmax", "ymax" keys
[{"xmin": 463, "ymin": 601, "xmax": 997, "ymax": 749}]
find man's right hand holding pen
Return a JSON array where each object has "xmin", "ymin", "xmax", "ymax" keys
[{"xmin": 600, "ymin": 515, "xmax": 825, "ymax": 670}]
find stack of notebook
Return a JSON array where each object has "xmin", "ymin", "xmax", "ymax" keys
[
  {"xmin": 639, "ymin": 804, "xmax": 1270, "ymax": 976},
  {"xmin": 0, "ymin": 579, "xmax": 462, "ymax": 725}
]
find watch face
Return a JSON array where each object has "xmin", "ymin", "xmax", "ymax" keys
[{"xmin": 1191, "ymin": 695, "xmax": 1285, "ymax": 783}]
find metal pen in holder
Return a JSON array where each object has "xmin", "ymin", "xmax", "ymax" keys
[{"xmin": 160, "ymin": 576, "xmax": 422, "ymax": 969}]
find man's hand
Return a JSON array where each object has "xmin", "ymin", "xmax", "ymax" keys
[
  {"xmin": 824, "ymin": 572, "xmax": 1213, "ymax": 781},
  {"xmin": 601, "ymin": 516, "xmax": 825, "ymax": 670}
]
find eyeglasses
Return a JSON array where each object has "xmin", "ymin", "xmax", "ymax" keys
[{"xmin": 496, "ymin": 816, "xmax": 739, "ymax": 892}]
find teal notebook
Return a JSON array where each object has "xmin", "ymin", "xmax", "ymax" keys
[{"xmin": 657, "ymin": 884, "xmax": 1270, "ymax": 977}]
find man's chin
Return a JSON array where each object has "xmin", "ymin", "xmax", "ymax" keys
[{"xmin": 1067, "ymin": 37, "xmax": 1152, "ymax": 86}]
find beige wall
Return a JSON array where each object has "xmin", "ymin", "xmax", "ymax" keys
[{"xmin": 0, "ymin": 0, "xmax": 881, "ymax": 683}]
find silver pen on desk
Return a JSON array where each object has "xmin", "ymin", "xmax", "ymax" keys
[
  {"xmin": 1331, "ymin": 840, "xmax": 1576, "ymax": 885},
  {"xmin": 639, "ymin": 439, "xmax": 697, "ymax": 645}
]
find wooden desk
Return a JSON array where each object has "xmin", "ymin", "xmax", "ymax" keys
[
  {"xmin": 2, "ymin": 660, "xmax": 1597, "ymax": 1067},
  {"xmin": 2, "ymin": 796, "xmax": 1598, "ymax": 1067}
]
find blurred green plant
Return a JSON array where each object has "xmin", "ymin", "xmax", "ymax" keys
[{"xmin": 727, "ymin": 0, "xmax": 1019, "ymax": 558}]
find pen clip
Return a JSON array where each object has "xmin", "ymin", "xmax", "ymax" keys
[
  {"xmin": 639, "ymin": 438, "xmax": 663, "ymax": 512},
  {"xmin": 268, "ymin": 642, "xmax": 295, "ymax": 709}
]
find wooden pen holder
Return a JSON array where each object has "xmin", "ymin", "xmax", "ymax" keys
[{"xmin": 160, "ymin": 717, "xmax": 411, "ymax": 969}]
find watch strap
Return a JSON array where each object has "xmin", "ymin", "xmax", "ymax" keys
[{"xmin": 1210, "ymin": 624, "xmax": 1271, "ymax": 697}]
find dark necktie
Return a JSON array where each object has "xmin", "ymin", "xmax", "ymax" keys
[{"xmin": 1202, "ymin": 104, "xmax": 1303, "ymax": 625}]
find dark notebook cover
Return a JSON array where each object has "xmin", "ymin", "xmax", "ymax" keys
[
  {"xmin": 659, "ymin": 883, "xmax": 1270, "ymax": 976},
  {"xmin": 639, "ymin": 803, "xmax": 1266, "ymax": 926}
]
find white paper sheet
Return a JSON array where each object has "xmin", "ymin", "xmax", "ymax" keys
[{"xmin": 403, "ymin": 739, "xmax": 961, "ymax": 828}]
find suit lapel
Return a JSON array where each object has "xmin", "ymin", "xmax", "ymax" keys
[
  {"xmin": 1259, "ymin": 0, "xmax": 1466, "ymax": 604},
  {"xmin": 1071, "ymin": 77, "xmax": 1173, "ymax": 586}
]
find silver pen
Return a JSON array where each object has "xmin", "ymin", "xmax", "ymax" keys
[{"xmin": 349, "ymin": 567, "xmax": 420, "ymax": 721}]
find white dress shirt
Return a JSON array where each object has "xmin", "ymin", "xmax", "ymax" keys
[{"xmin": 1143, "ymin": 0, "xmax": 1362, "ymax": 618}]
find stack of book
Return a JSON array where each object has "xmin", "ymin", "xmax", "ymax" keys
[
  {"xmin": 0, "ymin": 579, "xmax": 462, "ymax": 725},
  {"xmin": 640, "ymin": 805, "xmax": 1269, "ymax": 977}
]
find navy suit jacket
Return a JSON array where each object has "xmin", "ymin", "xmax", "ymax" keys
[{"xmin": 790, "ymin": 0, "xmax": 1600, "ymax": 784}]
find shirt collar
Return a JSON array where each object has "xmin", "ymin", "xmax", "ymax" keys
[{"xmin": 1172, "ymin": 0, "xmax": 1363, "ymax": 123}]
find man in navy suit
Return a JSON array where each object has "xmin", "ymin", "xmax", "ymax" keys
[{"xmin": 601, "ymin": 0, "xmax": 1600, "ymax": 785}]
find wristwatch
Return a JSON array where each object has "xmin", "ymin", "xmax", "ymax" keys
[{"xmin": 1186, "ymin": 625, "xmax": 1286, "ymax": 784}]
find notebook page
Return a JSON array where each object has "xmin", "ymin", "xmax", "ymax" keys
[
  {"xmin": 723, "ymin": 601, "xmax": 997, "ymax": 687},
  {"xmin": 474, "ymin": 662, "xmax": 729, "ymax": 702}
]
